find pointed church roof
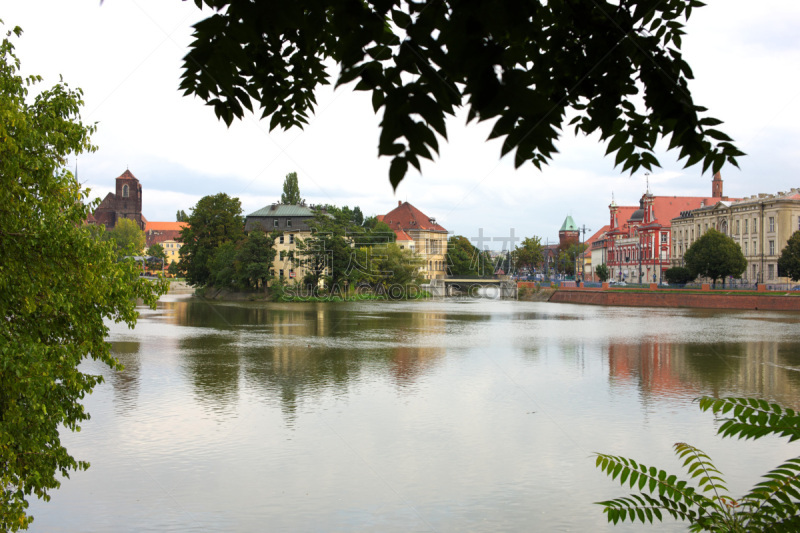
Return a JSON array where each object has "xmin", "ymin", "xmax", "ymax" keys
[
  {"xmin": 560, "ymin": 215, "xmax": 578, "ymax": 232},
  {"xmin": 118, "ymin": 169, "xmax": 139, "ymax": 181}
]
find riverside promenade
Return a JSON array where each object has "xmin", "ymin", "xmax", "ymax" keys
[{"xmin": 519, "ymin": 282, "xmax": 800, "ymax": 311}]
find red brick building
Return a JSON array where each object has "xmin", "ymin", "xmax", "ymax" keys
[
  {"xmin": 92, "ymin": 169, "xmax": 147, "ymax": 230},
  {"xmin": 606, "ymin": 173, "xmax": 736, "ymax": 284}
]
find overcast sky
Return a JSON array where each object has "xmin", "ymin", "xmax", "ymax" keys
[{"xmin": 5, "ymin": 1, "xmax": 800, "ymax": 248}]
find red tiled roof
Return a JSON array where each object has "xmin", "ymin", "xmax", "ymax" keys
[
  {"xmin": 145, "ymin": 221, "xmax": 186, "ymax": 232},
  {"xmin": 610, "ymin": 206, "xmax": 639, "ymax": 230},
  {"xmin": 649, "ymin": 196, "xmax": 732, "ymax": 227},
  {"xmin": 395, "ymin": 229, "xmax": 413, "ymax": 241},
  {"xmin": 381, "ymin": 201, "xmax": 447, "ymax": 232}
]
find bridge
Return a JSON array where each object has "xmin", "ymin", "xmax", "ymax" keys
[{"xmin": 426, "ymin": 277, "xmax": 517, "ymax": 298}]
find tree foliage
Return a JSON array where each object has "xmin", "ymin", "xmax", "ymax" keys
[
  {"xmin": 146, "ymin": 243, "xmax": 167, "ymax": 261},
  {"xmin": 0, "ymin": 24, "xmax": 167, "ymax": 530},
  {"xmin": 235, "ymin": 230, "xmax": 276, "ymax": 289},
  {"xmin": 104, "ymin": 218, "xmax": 145, "ymax": 257},
  {"xmin": 664, "ymin": 266, "xmax": 695, "ymax": 285},
  {"xmin": 180, "ymin": 0, "xmax": 743, "ymax": 188},
  {"xmin": 514, "ymin": 236, "xmax": 544, "ymax": 274},
  {"xmin": 683, "ymin": 228, "xmax": 746, "ymax": 287},
  {"xmin": 446, "ymin": 235, "xmax": 492, "ymax": 277},
  {"xmin": 595, "ymin": 263, "xmax": 610, "ymax": 282},
  {"xmin": 596, "ymin": 397, "xmax": 800, "ymax": 531},
  {"xmin": 179, "ymin": 193, "xmax": 244, "ymax": 286},
  {"xmin": 280, "ymin": 171, "xmax": 301, "ymax": 205},
  {"xmin": 176, "ymin": 209, "xmax": 188, "ymax": 222},
  {"xmin": 777, "ymin": 231, "xmax": 800, "ymax": 282}
]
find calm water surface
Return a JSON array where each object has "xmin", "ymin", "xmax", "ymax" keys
[{"xmin": 28, "ymin": 293, "xmax": 800, "ymax": 532}]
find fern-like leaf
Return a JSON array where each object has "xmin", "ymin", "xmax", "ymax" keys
[
  {"xmin": 739, "ymin": 456, "xmax": 800, "ymax": 529},
  {"xmin": 698, "ymin": 397, "xmax": 800, "ymax": 442}
]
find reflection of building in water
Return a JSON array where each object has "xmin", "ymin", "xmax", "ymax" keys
[
  {"xmin": 608, "ymin": 340, "xmax": 800, "ymax": 406},
  {"xmin": 608, "ymin": 341, "xmax": 699, "ymax": 400}
]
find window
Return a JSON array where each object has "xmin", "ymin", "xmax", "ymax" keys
[
  {"xmin": 274, "ymin": 219, "xmax": 279, "ymax": 228},
  {"xmin": 753, "ymin": 264, "xmax": 757, "ymax": 280},
  {"xmin": 769, "ymin": 217, "xmax": 775, "ymax": 232},
  {"xmin": 286, "ymin": 218, "xmax": 292, "ymax": 228},
  {"xmin": 279, "ymin": 269, "xmax": 284, "ymax": 278},
  {"xmin": 735, "ymin": 219, "xmax": 740, "ymax": 235},
  {"xmin": 744, "ymin": 219, "xmax": 748, "ymax": 234},
  {"xmin": 753, "ymin": 239, "xmax": 757, "ymax": 253},
  {"xmin": 769, "ymin": 240, "xmax": 775, "ymax": 255},
  {"xmin": 661, "ymin": 233, "xmax": 668, "ymax": 243},
  {"xmin": 122, "ymin": 184, "xmax": 129, "ymax": 198},
  {"xmin": 753, "ymin": 218, "xmax": 757, "ymax": 233},
  {"xmin": 289, "ymin": 234, "xmax": 294, "ymax": 244},
  {"xmin": 279, "ymin": 235, "xmax": 284, "ymax": 244},
  {"xmin": 744, "ymin": 241, "xmax": 748, "ymax": 255},
  {"xmin": 768, "ymin": 264, "xmax": 775, "ymax": 280}
]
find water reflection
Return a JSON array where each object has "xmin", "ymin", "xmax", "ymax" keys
[
  {"xmin": 165, "ymin": 299, "xmax": 453, "ymax": 421},
  {"xmin": 607, "ymin": 340, "xmax": 800, "ymax": 406},
  {"xmin": 109, "ymin": 340, "xmax": 141, "ymax": 414},
  {"xmin": 30, "ymin": 297, "xmax": 800, "ymax": 532}
]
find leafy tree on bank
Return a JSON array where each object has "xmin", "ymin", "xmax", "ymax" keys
[
  {"xmin": 0, "ymin": 24, "xmax": 167, "ymax": 530},
  {"xmin": 180, "ymin": 1, "xmax": 743, "ymax": 188},
  {"xmin": 595, "ymin": 263, "xmax": 610, "ymax": 282},
  {"xmin": 777, "ymin": 231, "xmax": 800, "ymax": 281},
  {"xmin": 557, "ymin": 243, "xmax": 587, "ymax": 277},
  {"xmin": 358, "ymin": 243, "xmax": 425, "ymax": 292},
  {"xmin": 179, "ymin": 193, "xmax": 244, "ymax": 286},
  {"xmin": 513, "ymin": 236, "xmax": 544, "ymax": 275},
  {"xmin": 596, "ymin": 397, "xmax": 800, "ymax": 531},
  {"xmin": 664, "ymin": 266, "xmax": 695, "ymax": 285},
  {"xmin": 280, "ymin": 171, "xmax": 302, "ymax": 205},
  {"xmin": 296, "ymin": 209, "xmax": 354, "ymax": 290},
  {"xmin": 360, "ymin": 216, "xmax": 397, "ymax": 246},
  {"xmin": 104, "ymin": 218, "xmax": 145, "ymax": 257},
  {"xmin": 235, "ymin": 230, "xmax": 276, "ymax": 289},
  {"xmin": 446, "ymin": 235, "xmax": 491, "ymax": 277},
  {"xmin": 683, "ymin": 229, "xmax": 746, "ymax": 287},
  {"xmin": 168, "ymin": 260, "xmax": 180, "ymax": 276},
  {"xmin": 146, "ymin": 243, "xmax": 167, "ymax": 271}
]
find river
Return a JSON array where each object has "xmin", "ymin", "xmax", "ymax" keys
[{"xmin": 28, "ymin": 293, "xmax": 800, "ymax": 532}]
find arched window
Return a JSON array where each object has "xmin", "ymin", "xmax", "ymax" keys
[{"xmin": 122, "ymin": 184, "xmax": 129, "ymax": 198}]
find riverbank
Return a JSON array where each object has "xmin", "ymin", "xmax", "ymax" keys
[{"xmin": 549, "ymin": 287, "xmax": 800, "ymax": 311}]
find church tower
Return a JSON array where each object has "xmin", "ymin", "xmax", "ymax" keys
[{"xmin": 712, "ymin": 171, "xmax": 723, "ymax": 198}]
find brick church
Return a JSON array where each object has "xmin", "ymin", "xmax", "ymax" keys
[
  {"xmin": 91, "ymin": 169, "xmax": 147, "ymax": 230},
  {"xmin": 90, "ymin": 169, "xmax": 186, "ymax": 252}
]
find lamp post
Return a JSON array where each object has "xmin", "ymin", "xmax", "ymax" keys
[{"xmin": 638, "ymin": 243, "xmax": 643, "ymax": 284}]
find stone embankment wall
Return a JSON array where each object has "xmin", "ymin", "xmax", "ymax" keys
[
  {"xmin": 547, "ymin": 286, "xmax": 800, "ymax": 311},
  {"xmin": 517, "ymin": 282, "xmax": 556, "ymax": 302}
]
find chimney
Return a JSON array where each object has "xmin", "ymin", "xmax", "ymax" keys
[{"xmin": 398, "ymin": 200, "xmax": 402, "ymax": 207}]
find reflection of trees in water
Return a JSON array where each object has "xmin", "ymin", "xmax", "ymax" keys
[
  {"xmin": 607, "ymin": 340, "xmax": 800, "ymax": 407},
  {"xmin": 230, "ymin": 306, "xmax": 449, "ymax": 422},
  {"xmin": 169, "ymin": 300, "xmax": 457, "ymax": 422},
  {"xmin": 179, "ymin": 334, "xmax": 240, "ymax": 417},
  {"xmin": 109, "ymin": 341, "xmax": 141, "ymax": 413}
]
